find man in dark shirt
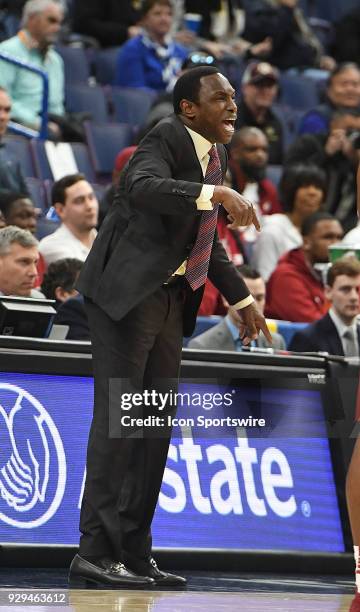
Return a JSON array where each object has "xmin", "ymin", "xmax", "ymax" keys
[
  {"xmin": 0, "ymin": 87, "xmax": 29, "ymax": 199},
  {"xmin": 235, "ymin": 61, "xmax": 284, "ymax": 164},
  {"xmin": 72, "ymin": 0, "xmax": 141, "ymax": 48}
]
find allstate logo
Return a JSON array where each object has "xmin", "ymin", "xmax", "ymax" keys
[{"xmin": 0, "ymin": 383, "xmax": 66, "ymax": 528}]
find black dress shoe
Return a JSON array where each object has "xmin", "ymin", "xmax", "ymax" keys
[
  {"xmin": 68, "ymin": 554, "xmax": 155, "ymax": 588},
  {"xmin": 126, "ymin": 555, "xmax": 186, "ymax": 586}
]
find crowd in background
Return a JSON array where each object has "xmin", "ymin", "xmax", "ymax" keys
[{"xmin": 0, "ymin": 0, "xmax": 358, "ymax": 356}]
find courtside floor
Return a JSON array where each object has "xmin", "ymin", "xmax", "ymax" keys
[{"xmin": 0, "ymin": 570, "xmax": 356, "ymax": 611}]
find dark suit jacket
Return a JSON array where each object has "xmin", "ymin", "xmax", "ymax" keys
[
  {"xmin": 288, "ymin": 312, "xmax": 360, "ymax": 356},
  {"xmin": 54, "ymin": 295, "xmax": 89, "ymax": 341},
  {"xmin": 77, "ymin": 114, "xmax": 250, "ymax": 336}
]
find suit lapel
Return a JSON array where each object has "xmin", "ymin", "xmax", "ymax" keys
[{"xmin": 323, "ymin": 314, "xmax": 344, "ymax": 356}]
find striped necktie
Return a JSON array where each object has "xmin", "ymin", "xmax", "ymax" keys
[{"xmin": 185, "ymin": 145, "xmax": 222, "ymax": 291}]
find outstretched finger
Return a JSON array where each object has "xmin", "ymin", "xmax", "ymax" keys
[
  {"xmin": 252, "ymin": 209, "xmax": 261, "ymax": 231},
  {"xmin": 259, "ymin": 318, "xmax": 273, "ymax": 343}
]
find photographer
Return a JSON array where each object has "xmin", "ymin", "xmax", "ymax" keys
[{"xmin": 285, "ymin": 111, "xmax": 360, "ymax": 232}]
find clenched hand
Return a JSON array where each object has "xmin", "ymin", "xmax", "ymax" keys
[{"xmin": 211, "ymin": 185, "xmax": 261, "ymax": 231}]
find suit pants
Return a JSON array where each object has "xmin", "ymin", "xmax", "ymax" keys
[{"xmin": 79, "ymin": 282, "xmax": 184, "ymax": 561}]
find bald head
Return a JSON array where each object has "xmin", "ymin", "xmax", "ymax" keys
[
  {"xmin": 230, "ymin": 127, "xmax": 269, "ymax": 181},
  {"xmin": 231, "ymin": 126, "xmax": 266, "ymax": 149}
]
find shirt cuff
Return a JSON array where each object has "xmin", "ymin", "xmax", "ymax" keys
[
  {"xmin": 231, "ymin": 295, "xmax": 254, "ymax": 310},
  {"xmin": 196, "ymin": 184, "xmax": 215, "ymax": 210}
]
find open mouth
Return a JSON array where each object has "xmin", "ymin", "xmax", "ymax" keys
[{"xmin": 223, "ymin": 119, "xmax": 236, "ymax": 132}]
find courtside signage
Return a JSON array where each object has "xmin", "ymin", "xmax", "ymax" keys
[{"xmin": 0, "ymin": 373, "xmax": 344, "ymax": 551}]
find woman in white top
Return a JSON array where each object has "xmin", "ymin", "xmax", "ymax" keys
[{"xmin": 251, "ymin": 164, "xmax": 326, "ymax": 281}]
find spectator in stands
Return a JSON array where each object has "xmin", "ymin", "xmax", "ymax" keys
[
  {"xmin": 39, "ymin": 173, "xmax": 98, "ymax": 268},
  {"xmin": 287, "ymin": 110, "xmax": 360, "ymax": 232},
  {"xmin": 115, "ymin": 0, "xmax": 188, "ymax": 91},
  {"xmin": 300, "ymin": 63, "xmax": 360, "ymax": 135},
  {"xmin": 235, "ymin": 61, "xmax": 283, "ymax": 165},
  {"xmin": 189, "ymin": 264, "xmax": 286, "ymax": 351},
  {"xmin": 333, "ymin": 8, "xmax": 360, "ymax": 67},
  {"xmin": 0, "ymin": 87, "xmax": 29, "ymax": 198},
  {"xmin": 0, "ymin": 225, "xmax": 43, "ymax": 297},
  {"xmin": 54, "ymin": 294, "xmax": 89, "ymax": 340},
  {"xmin": 183, "ymin": 0, "xmax": 272, "ymax": 60},
  {"xmin": 242, "ymin": 0, "xmax": 335, "ymax": 72},
  {"xmin": 252, "ymin": 164, "xmax": 326, "ymax": 282},
  {"xmin": 72, "ymin": 0, "xmax": 141, "ymax": 49},
  {"xmin": 41, "ymin": 256, "xmax": 89, "ymax": 339},
  {"xmin": 229, "ymin": 126, "xmax": 281, "ymax": 245},
  {"xmin": 289, "ymin": 257, "xmax": 360, "ymax": 356},
  {"xmin": 41, "ymin": 257, "xmax": 82, "ymax": 306},
  {"xmin": 266, "ymin": 212, "xmax": 344, "ymax": 323},
  {"xmin": 0, "ymin": 192, "xmax": 37, "ymax": 234},
  {"xmin": 0, "ymin": 190, "xmax": 45, "ymax": 284},
  {"xmin": 342, "ymin": 221, "xmax": 360, "ymax": 248},
  {"xmin": 0, "ymin": 0, "xmax": 65, "ymax": 138}
]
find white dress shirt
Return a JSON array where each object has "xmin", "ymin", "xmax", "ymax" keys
[
  {"xmin": 178, "ymin": 125, "xmax": 253, "ymax": 310},
  {"xmin": 39, "ymin": 224, "xmax": 97, "ymax": 267}
]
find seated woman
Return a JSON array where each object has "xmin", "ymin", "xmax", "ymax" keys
[
  {"xmin": 251, "ymin": 164, "xmax": 326, "ymax": 282},
  {"xmin": 115, "ymin": 0, "xmax": 188, "ymax": 91}
]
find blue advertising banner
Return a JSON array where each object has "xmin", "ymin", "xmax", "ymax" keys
[{"xmin": 0, "ymin": 372, "xmax": 344, "ymax": 552}]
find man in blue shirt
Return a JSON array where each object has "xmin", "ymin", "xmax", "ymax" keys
[{"xmin": 115, "ymin": 0, "xmax": 187, "ymax": 91}]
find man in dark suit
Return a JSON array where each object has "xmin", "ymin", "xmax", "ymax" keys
[
  {"xmin": 54, "ymin": 294, "xmax": 89, "ymax": 340},
  {"xmin": 69, "ymin": 66, "xmax": 271, "ymax": 588},
  {"xmin": 289, "ymin": 257, "xmax": 360, "ymax": 357}
]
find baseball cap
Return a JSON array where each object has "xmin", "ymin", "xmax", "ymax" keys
[{"xmin": 242, "ymin": 62, "xmax": 279, "ymax": 86}]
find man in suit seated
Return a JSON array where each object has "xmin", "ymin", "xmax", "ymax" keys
[
  {"xmin": 188, "ymin": 264, "xmax": 285, "ymax": 351},
  {"xmin": 54, "ymin": 294, "xmax": 89, "ymax": 341},
  {"xmin": 289, "ymin": 257, "xmax": 360, "ymax": 357}
]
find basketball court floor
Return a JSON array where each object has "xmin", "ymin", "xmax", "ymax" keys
[{"xmin": 0, "ymin": 569, "xmax": 357, "ymax": 611}]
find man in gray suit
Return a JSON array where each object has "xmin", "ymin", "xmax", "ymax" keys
[{"xmin": 189, "ymin": 264, "xmax": 286, "ymax": 351}]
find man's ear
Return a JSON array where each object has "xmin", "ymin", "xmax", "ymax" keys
[
  {"xmin": 179, "ymin": 99, "xmax": 197, "ymax": 119},
  {"xmin": 302, "ymin": 236, "xmax": 310, "ymax": 252},
  {"xmin": 54, "ymin": 202, "xmax": 64, "ymax": 219}
]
